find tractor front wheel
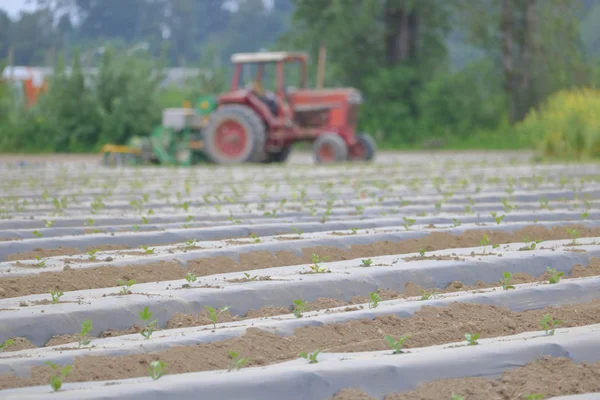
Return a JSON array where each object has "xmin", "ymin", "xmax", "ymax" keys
[
  {"xmin": 203, "ymin": 105, "xmax": 266, "ymax": 164},
  {"xmin": 348, "ymin": 134, "xmax": 377, "ymax": 162},
  {"xmin": 313, "ymin": 134, "xmax": 348, "ymax": 164}
]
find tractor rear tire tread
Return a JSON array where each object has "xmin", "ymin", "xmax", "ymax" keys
[{"xmin": 203, "ymin": 105, "xmax": 267, "ymax": 164}]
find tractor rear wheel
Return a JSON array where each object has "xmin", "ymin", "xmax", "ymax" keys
[
  {"xmin": 348, "ymin": 133, "xmax": 377, "ymax": 162},
  {"xmin": 313, "ymin": 134, "xmax": 348, "ymax": 164},
  {"xmin": 263, "ymin": 145, "xmax": 292, "ymax": 163},
  {"xmin": 203, "ymin": 105, "xmax": 266, "ymax": 164}
]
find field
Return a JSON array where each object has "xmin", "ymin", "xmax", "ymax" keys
[{"xmin": 1, "ymin": 151, "xmax": 600, "ymax": 400}]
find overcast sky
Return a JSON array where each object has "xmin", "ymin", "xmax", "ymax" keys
[{"xmin": 1, "ymin": 0, "xmax": 37, "ymax": 17}]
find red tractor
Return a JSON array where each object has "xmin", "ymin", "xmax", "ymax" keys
[{"xmin": 202, "ymin": 51, "xmax": 376, "ymax": 164}]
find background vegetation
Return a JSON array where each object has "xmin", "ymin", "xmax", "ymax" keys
[{"xmin": 1, "ymin": 0, "xmax": 600, "ymax": 154}]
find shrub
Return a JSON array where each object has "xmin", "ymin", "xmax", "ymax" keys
[{"xmin": 516, "ymin": 88, "xmax": 600, "ymax": 160}]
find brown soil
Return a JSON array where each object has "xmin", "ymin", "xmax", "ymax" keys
[
  {"xmin": 332, "ymin": 357, "xmax": 600, "ymax": 400},
  {"xmin": 2, "ymin": 299, "xmax": 600, "ymax": 390},
  {"xmin": 45, "ymin": 334, "xmax": 87, "ymax": 347},
  {"xmin": 7, "ymin": 244, "xmax": 130, "ymax": 262},
  {"xmin": 1, "ymin": 224, "xmax": 598, "ymax": 299}
]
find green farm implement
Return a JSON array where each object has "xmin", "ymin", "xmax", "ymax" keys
[{"xmin": 102, "ymin": 96, "xmax": 216, "ymax": 166}]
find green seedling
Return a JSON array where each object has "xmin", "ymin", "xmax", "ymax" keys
[
  {"xmin": 0, "ymin": 338, "xmax": 15, "ymax": 352},
  {"xmin": 243, "ymin": 272, "xmax": 258, "ymax": 281},
  {"xmin": 299, "ymin": 349, "xmax": 321, "ymax": 364},
  {"xmin": 369, "ymin": 291, "xmax": 381, "ymax": 309},
  {"xmin": 132, "ymin": 224, "xmax": 140, "ymax": 231},
  {"xmin": 539, "ymin": 196, "xmax": 550, "ymax": 210},
  {"xmin": 420, "ymin": 290, "xmax": 438, "ymax": 300},
  {"xmin": 185, "ymin": 272, "xmax": 197, "ymax": 284},
  {"xmin": 452, "ymin": 395, "xmax": 465, "ymax": 400},
  {"xmin": 147, "ymin": 360, "xmax": 166, "ymax": 380},
  {"xmin": 78, "ymin": 319, "xmax": 92, "ymax": 347},
  {"xmin": 84, "ymin": 218, "xmax": 95, "ymax": 226},
  {"xmin": 117, "ymin": 279, "xmax": 136, "ymax": 295},
  {"xmin": 452, "ymin": 218, "xmax": 462, "ymax": 227},
  {"xmin": 464, "ymin": 332, "xmax": 480, "ymax": 345},
  {"xmin": 291, "ymin": 227, "xmax": 304, "ymax": 236},
  {"xmin": 385, "ymin": 334, "xmax": 410, "ymax": 354},
  {"xmin": 361, "ymin": 259, "xmax": 373, "ymax": 267},
  {"xmin": 464, "ymin": 205, "xmax": 473, "ymax": 214},
  {"xmin": 490, "ymin": 212, "xmax": 505, "ymax": 225},
  {"xmin": 309, "ymin": 253, "xmax": 328, "ymax": 273},
  {"xmin": 205, "ymin": 305, "xmax": 230, "ymax": 328},
  {"xmin": 87, "ymin": 249, "xmax": 99, "ymax": 261},
  {"xmin": 546, "ymin": 267, "xmax": 564, "ymax": 284},
  {"xmin": 139, "ymin": 306, "xmax": 157, "ymax": 339},
  {"xmin": 141, "ymin": 216, "xmax": 149, "ymax": 224},
  {"xmin": 44, "ymin": 220, "xmax": 55, "ymax": 228},
  {"xmin": 292, "ymin": 299, "xmax": 308, "ymax": 318},
  {"xmin": 46, "ymin": 361, "xmax": 72, "ymax": 392},
  {"xmin": 32, "ymin": 230, "xmax": 42, "ymax": 238},
  {"xmin": 185, "ymin": 239, "xmax": 196, "ymax": 248},
  {"xmin": 539, "ymin": 314, "xmax": 564, "ymax": 336},
  {"xmin": 35, "ymin": 256, "xmax": 46, "ymax": 267},
  {"xmin": 500, "ymin": 272, "xmax": 515, "ymax": 290},
  {"xmin": 581, "ymin": 211, "xmax": 589, "ymax": 220},
  {"xmin": 228, "ymin": 350, "xmax": 249, "ymax": 371},
  {"xmin": 140, "ymin": 245, "xmax": 154, "ymax": 255},
  {"xmin": 50, "ymin": 289, "xmax": 63, "ymax": 303},
  {"xmin": 523, "ymin": 394, "xmax": 544, "ymax": 399},
  {"xmin": 419, "ymin": 248, "xmax": 426, "ymax": 257},
  {"xmin": 350, "ymin": 228, "xmax": 358, "ymax": 234},
  {"xmin": 402, "ymin": 217, "xmax": 416, "ymax": 231},
  {"xmin": 250, "ymin": 232, "xmax": 261, "ymax": 243},
  {"xmin": 480, "ymin": 234, "xmax": 491, "ymax": 254},
  {"xmin": 567, "ymin": 228, "xmax": 580, "ymax": 245}
]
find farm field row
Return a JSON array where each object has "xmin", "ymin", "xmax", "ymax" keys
[{"xmin": 0, "ymin": 151, "xmax": 599, "ymax": 399}]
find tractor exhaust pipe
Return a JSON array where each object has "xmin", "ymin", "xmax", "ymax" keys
[{"xmin": 316, "ymin": 44, "xmax": 327, "ymax": 89}]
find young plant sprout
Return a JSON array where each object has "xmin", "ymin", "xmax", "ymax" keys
[
  {"xmin": 309, "ymin": 254, "xmax": 328, "ymax": 273},
  {"xmin": 0, "ymin": 338, "xmax": 15, "ymax": 352},
  {"xmin": 141, "ymin": 216, "xmax": 149, "ymax": 224},
  {"xmin": 464, "ymin": 333, "xmax": 480, "ymax": 345},
  {"xmin": 299, "ymin": 349, "xmax": 321, "ymax": 364},
  {"xmin": 117, "ymin": 279, "xmax": 136, "ymax": 295},
  {"xmin": 35, "ymin": 256, "xmax": 46, "ymax": 267},
  {"xmin": 50, "ymin": 289, "xmax": 63, "ymax": 303},
  {"xmin": 185, "ymin": 239, "xmax": 197, "ymax": 248},
  {"xmin": 452, "ymin": 218, "xmax": 462, "ymax": 227},
  {"xmin": 185, "ymin": 272, "xmax": 197, "ymax": 284},
  {"xmin": 228, "ymin": 350, "xmax": 249, "ymax": 371},
  {"xmin": 32, "ymin": 230, "xmax": 42, "ymax": 238},
  {"xmin": 419, "ymin": 248, "xmax": 426, "ymax": 257},
  {"xmin": 46, "ymin": 361, "xmax": 72, "ymax": 392},
  {"xmin": 205, "ymin": 305, "xmax": 230, "ymax": 328},
  {"xmin": 361, "ymin": 259, "xmax": 373, "ymax": 267},
  {"xmin": 402, "ymin": 217, "xmax": 416, "ymax": 231},
  {"xmin": 546, "ymin": 267, "xmax": 564, "ymax": 284},
  {"xmin": 451, "ymin": 395, "xmax": 465, "ymax": 400},
  {"xmin": 140, "ymin": 245, "xmax": 155, "ymax": 255},
  {"xmin": 420, "ymin": 290, "xmax": 438, "ymax": 301},
  {"xmin": 87, "ymin": 249, "xmax": 99, "ymax": 261},
  {"xmin": 490, "ymin": 212, "xmax": 505, "ymax": 225},
  {"xmin": 385, "ymin": 335, "xmax": 410, "ymax": 354},
  {"xmin": 480, "ymin": 234, "xmax": 491, "ymax": 254},
  {"xmin": 500, "ymin": 272, "xmax": 515, "ymax": 290},
  {"xmin": 291, "ymin": 227, "xmax": 304, "ymax": 236},
  {"xmin": 292, "ymin": 299, "xmax": 308, "ymax": 318},
  {"xmin": 350, "ymin": 228, "xmax": 359, "ymax": 234},
  {"xmin": 250, "ymin": 232, "xmax": 261, "ymax": 243},
  {"xmin": 243, "ymin": 272, "xmax": 258, "ymax": 281},
  {"xmin": 45, "ymin": 220, "xmax": 55, "ymax": 228},
  {"xmin": 147, "ymin": 360, "xmax": 166, "ymax": 380},
  {"xmin": 139, "ymin": 306, "xmax": 158, "ymax": 339},
  {"xmin": 523, "ymin": 394, "xmax": 544, "ymax": 400},
  {"xmin": 539, "ymin": 314, "xmax": 564, "ymax": 336},
  {"xmin": 369, "ymin": 292, "xmax": 381, "ymax": 309},
  {"xmin": 78, "ymin": 319, "xmax": 93, "ymax": 347},
  {"xmin": 567, "ymin": 228, "xmax": 580, "ymax": 245}
]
